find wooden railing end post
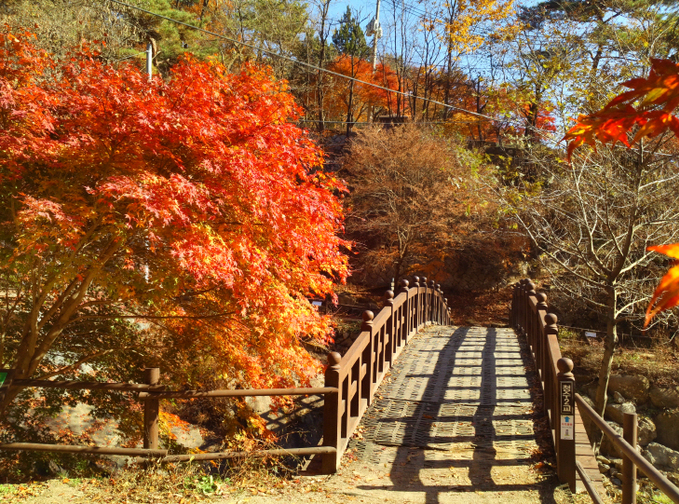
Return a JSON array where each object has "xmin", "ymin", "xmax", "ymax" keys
[
  {"xmin": 322, "ymin": 352, "xmax": 342, "ymax": 474},
  {"xmin": 556, "ymin": 357, "xmax": 576, "ymax": 492},
  {"xmin": 143, "ymin": 367, "xmax": 160, "ymax": 450}
]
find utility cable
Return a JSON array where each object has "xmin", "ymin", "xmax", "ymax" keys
[{"xmin": 104, "ymin": 0, "xmax": 499, "ymax": 122}]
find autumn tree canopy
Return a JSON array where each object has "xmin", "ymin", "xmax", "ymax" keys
[{"xmin": 0, "ymin": 29, "xmax": 348, "ymax": 416}]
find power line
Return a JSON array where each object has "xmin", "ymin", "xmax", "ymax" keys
[{"xmin": 104, "ymin": 0, "xmax": 498, "ymax": 122}]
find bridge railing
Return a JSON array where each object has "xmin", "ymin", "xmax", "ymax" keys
[
  {"xmin": 322, "ymin": 277, "xmax": 451, "ymax": 473},
  {"xmin": 510, "ymin": 279, "xmax": 576, "ymax": 490},
  {"xmin": 511, "ymin": 278, "xmax": 679, "ymax": 504},
  {"xmin": 0, "ymin": 276, "xmax": 450, "ymax": 470}
]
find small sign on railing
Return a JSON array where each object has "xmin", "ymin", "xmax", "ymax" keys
[
  {"xmin": 560, "ymin": 381, "xmax": 575, "ymax": 440},
  {"xmin": 560, "ymin": 415, "xmax": 574, "ymax": 440},
  {"xmin": 561, "ymin": 381, "xmax": 574, "ymax": 415}
]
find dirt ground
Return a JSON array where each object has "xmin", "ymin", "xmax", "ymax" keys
[{"xmin": 0, "ymin": 453, "xmax": 584, "ymax": 504}]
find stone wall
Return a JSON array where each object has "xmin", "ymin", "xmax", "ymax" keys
[{"xmin": 579, "ymin": 374, "xmax": 679, "ymax": 479}]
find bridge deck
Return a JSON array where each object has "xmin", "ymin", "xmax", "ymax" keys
[
  {"xmin": 245, "ymin": 325, "xmax": 589, "ymax": 503},
  {"xmin": 336, "ymin": 325, "xmax": 564, "ymax": 503}
]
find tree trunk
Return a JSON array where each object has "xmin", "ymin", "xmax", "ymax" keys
[
  {"xmin": 346, "ymin": 78, "xmax": 355, "ymax": 136},
  {"xmin": 595, "ymin": 285, "xmax": 618, "ymax": 417}
]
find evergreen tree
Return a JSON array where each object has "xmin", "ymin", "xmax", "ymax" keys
[{"xmin": 331, "ymin": 7, "xmax": 369, "ymax": 134}]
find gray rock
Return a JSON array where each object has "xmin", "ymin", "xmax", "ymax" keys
[
  {"xmin": 605, "ymin": 402, "xmax": 636, "ymax": 424},
  {"xmin": 608, "ymin": 375, "xmax": 650, "ymax": 403},
  {"xmin": 170, "ymin": 424, "xmax": 204, "ymax": 449},
  {"xmin": 655, "ymin": 410, "xmax": 679, "ymax": 451},
  {"xmin": 613, "ymin": 391, "xmax": 625, "ymax": 404},
  {"xmin": 644, "ymin": 442, "xmax": 679, "ymax": 471},
  {"xmin": 610, "ymin": 458, "xmax": 623, "ymax": 471},
  {"xmin": 598, "ymin": 463, "xmax": 610, "ymax": 473},
  {"xmin": 600, "ymin": 421, "xmax": 624, "ymax": 458},
  {"xmin": 245, "ymin": 395, "xmax": 272, "ymax": 415},
  {"xmin": 650, "ymin": 386, "xmax": 679, "ymax": 409},
  {"xmin": 611, "ymin": 478, "xmax": 622, "ymax": 486},
  {"xmin": 597, "ymin": 455, "xmax": 612, "ymax": 465},
  {"xmin": 638, "ymin": 417, "xmax": 657, "ymax": 446}
]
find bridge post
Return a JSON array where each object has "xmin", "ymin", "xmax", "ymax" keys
[
  {"xmin": 323, "ymin": 352, "xmax": 342, "ymax": 474},
  {"xmin": 519, "ymin": 279, "xmax": 529, "ymax": 336},
  {"xmin": 545, "ymin": 313, "xmax": 559, "ymax": 426},
  {"xmin": 526, "ymin": 280, "xmax": 537, "ymax": 350},
  {"xmin": 413, "ymin": 276, "xmax": 421, "ymax": 329},
  {"xmin": 510, "ymin": 282, "xmax": 518, "ymax": 328},
  {"xmin": 362, "ymin": 311, "xmax": 375, "ymax": 407},
  {"xmin": 420, "ymin": 277, "xmax": 429, "ymax": 324},
  {"xmin": 400, "ymin": 280, "xmax": 410, "ymax": 345},
  {"xmin": 384, "ymin": 289, "xmax": 395, "ymax": 367},
  {"xmin": 556, "ymin": 357, "xmax": 576, "ymax": 492},
  {"xmin": 536, "ymin": 292, "xmax": 549, "ymax": 379},
  {"xmin": 436, "ymin": 284, "xmax": 442, "ymax": 324}
]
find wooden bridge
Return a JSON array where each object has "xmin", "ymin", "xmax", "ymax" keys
[
  {"xmin": 4, "ymin": 278, "xmax": 679, "ymax": 503},
  {"xmin": 309, "ymin": 277, "xmax": 604, "ymax": 502}
]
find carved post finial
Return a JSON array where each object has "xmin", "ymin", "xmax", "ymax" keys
[
  {"xmin": 383, "ymin": 289, "xmax": 394, "ymax": 307},
  {"xmin": 557, "ymin": 357, "xmax": 574, "ymax": 377},
  {"xmin": 527, "ymin": 280, "xmax": 537, "ymax": 296},
  {"xmin": 536, "ymin": 292, "xmax": 548, "ymax": 310},
  {"xmin": 327, "ymin": 351, "xmax": 342, "ymax": 368},
  {"xmin": 399, "ymin": 279, "xmax": 409, "ymax": 293},
  {"xmin": 545, "ymin": 312, "xmax": 558, "ymax": 335},
  {"xmin": 413, "ymin": 276, "xmax": 420, "ymax": 288},
  {"xmin": 362, "ymin": 310, "xmax": 375, "ymax": 331}
]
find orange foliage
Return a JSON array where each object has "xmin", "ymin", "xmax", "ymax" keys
[
  {"xmin": 323, "ymin": 56, "xmax": 400, "ymax": 122},
  {"xmin": 0, "ymin": 27, "xmax": 349, "ymax": 407},
  {"xmin": 564, "ymin": 59, "xmax": 679, "ymax": 158}
]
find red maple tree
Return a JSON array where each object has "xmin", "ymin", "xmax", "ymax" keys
[{"xmin": 0, "ymin": 28, "xmax": 348, "ymax": 415}]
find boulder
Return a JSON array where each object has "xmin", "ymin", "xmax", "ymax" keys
[
  {"xmin": 638, "ymin": 417, "xmax": 657, "ymax": 447},
  {"xmin": 650, "ymin": 386, "xmax": 679, "ymax": 409},
  {"xmin": 605, "ymin": 402, "xmax": 636, "ymax": 425},
  {"xmin": 655, "ymin": 410, "xmax": 679, "ymax": 451},
  {"xmin": 613, "ymin": 391, "xmax": 625, "ymax": 404},
  {"xmin": 170, "ymin": 424, "xmax": 204, "ymax": 449},
  {"xmin": 608, "ymin": 375, "xmax": 650, "ymax": 403},
  {"xmin": 600, "ymin": 421, "xmax": 623, "ymax": 458},
  {"xmin": 644, "ymin": 442, "xmax": 679, "ymax": 471}
]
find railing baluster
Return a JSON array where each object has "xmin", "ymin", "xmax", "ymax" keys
[
  {"xmin": 361, "ymin": 311, "xmax": 374, "ymax": 411},
  {"xmin": 323, "ymin": 352, "xmax": 342, "ymax": 473}
]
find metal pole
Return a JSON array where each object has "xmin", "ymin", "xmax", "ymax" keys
[
  {"xmin": 370, "ymin": 0, "xmax": 381, "ymax": 71},
  {"xmin": 146, "ymin": 41, "xmax": 153, "ymax": 81}
]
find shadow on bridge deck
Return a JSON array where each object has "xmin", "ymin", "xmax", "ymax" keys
[{"xmin": 345, "ymin": 325, "xmax": 567, "ymax": 504}]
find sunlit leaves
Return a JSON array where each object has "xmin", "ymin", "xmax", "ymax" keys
[
  {"xmin": 0, "ymin": 27, "xmax": 348, "ymax": 401},
  {"xmin": 645, "ymin": 244, "xmax": 679, "ymax": 326},
  {"xmin": 564, "ymin": 58, "xmax": 679, "ymax": 159}
]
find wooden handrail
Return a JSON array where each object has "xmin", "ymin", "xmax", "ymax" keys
[
  {"xmin": 510, "ymin": 279, "xmax": 577, "ymax": 491},
  {"xmin": 576, "ymin": 394, "xmax": 679, "ymax": 504},
  {"xmin": 322, "ymin": 277, "xmax": 451, "ymax": 473},
  {"xmin": 0, "ymin": 277, "xmax": 451, "ymax": 471}
]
